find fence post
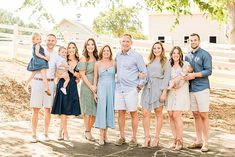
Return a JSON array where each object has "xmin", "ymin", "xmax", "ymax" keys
[{"xmin": 12, "ymin": 24, "xmax": 19, "ymax": 59}]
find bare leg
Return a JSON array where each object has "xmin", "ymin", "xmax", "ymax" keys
[
  {"xmin": 173, "ymin": 111, "xmax": 183, "ymax": 139},
  {"xmin": 44, "ymin": 108, "xmax": 51, "ymax": 136},
  {"xmin": 89, "ymin": 115, "xmax": 96, "ymax": 138},
  {"xmin": 173, "ymin": 111, "xmax": 183, "ymax": 150},
  {"xmin": 200, "ymin": 112, "xmax": 209, "ymax": 145},
  {"xmin": 83, "ymin": 114, "xmax": 94, "ymax": 140},
  {"xmin": 58, "ymin": 115, "xmax": 64, "ymax": 140},
  {"xmin": 168, "ymin": 111, "xmax": 176, "ymax": 139},
  {"xmin": 99, "ymin": 128, "xmax": 105, "ymax": 145},
  {"xmin": 40, "ymin": 69, "xmax": 50, "ymax": 95},
  {"xmin": 26, "ymin": 71, "xmax": 37, "ymax": 85},
  {"xmin": 104, "ymin": 129, "xmax": 108, "ymax": 141},
  {"xmin": 61, "ymin": 115, "xmax": 69, "ymax": 140},
  {"xmin": 192, "ymin": 111, "xmax": 203, "ymax": 144},
  {"xmin": 130, "ymin": 111, "xmax": 138, "ymax": 139},
  {"xmin": 118, "ymin": 110, "xmax": 126, "ymax": 138},
  {"xmin": 168, "ymin": 111, "xmax": 177, "ymax": 148},
  {"xmin": 31, "ymin": 108, "xmax": 40, "ymax": 136},
  {"xmin": 142, "ymin": 108, "xmax": 151, "ymax": 147},
  {"xmin": 63, "ymin": 74, "xmax": 70, "ymax": 89},
  {"xmin": 152, "ymin": 106, "xmax": 163, "ymax": 146},
  {"xmin": 84, "ymin": 114, "xmax": 90, "ymax": 136}
]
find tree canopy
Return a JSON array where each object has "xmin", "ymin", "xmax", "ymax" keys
[
  {"xmin": 93, "ymin": 5, "xmax": 146, "ymax": 39},
  {"xmin": 19, "ymin": 0, "xmax": 235, "ymax": 43},
  {"xmin": 0, "ymin": 9, "xmax": 37, "ymax": 33}
]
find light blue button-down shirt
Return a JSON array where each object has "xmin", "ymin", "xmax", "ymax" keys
[
  {"xmin": 185, "ymin": 47, "xmax": 212, "ymax": 92},
  {"xmin": 115, "ymin": 48, "xmax": 147, "ymax": 93}
]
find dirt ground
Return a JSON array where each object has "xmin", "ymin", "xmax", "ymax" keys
[
  {"xmin": 0, "ymin": 59, "xmax": 235, "ymax": 133},
  {"xmin": 1, "ymin": 59, "xmax": 235, "ymax": 157}
]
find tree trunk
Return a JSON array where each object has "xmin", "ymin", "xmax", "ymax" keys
[{"xmin": 227, "ymin": 1, "xmax": 235, "ymax": 44}]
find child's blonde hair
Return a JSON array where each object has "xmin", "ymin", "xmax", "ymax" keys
[
  {"xmin": 58, "ymin": 46, "xmax": 66, "ymax": 54},
  {"xmin": 32, "ymin": 32, "xmax": 41, "ymax": 41}
]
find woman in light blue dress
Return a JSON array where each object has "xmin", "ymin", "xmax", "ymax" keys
[{"xmin": 94, "ymin": 45, "xmax": 115, "ymax": 145}]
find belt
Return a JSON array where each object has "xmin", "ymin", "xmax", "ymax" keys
[{"xmin": 34, "ymin": 78, "xmax": 54, "ymax": 81}]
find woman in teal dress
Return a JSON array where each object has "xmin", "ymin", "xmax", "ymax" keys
[
  {"xmin": 93, "ymin": 45, "xmax": 115, "ymax": 145},
  {"xmin": 76, "ymin": 38, "xmax": 98, "ymax": 141}
]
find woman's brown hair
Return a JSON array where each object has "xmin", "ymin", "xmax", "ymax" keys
[
  {"xmin": 148, "ymin": 41, "xmax": 167, "ymax": 67},
  {"xmin": 67, "ymin": 42, "xmax": 79, "ymax": 61},
  {"xmin": 98, "ymin": 45, "xmax": 113, "ymax": 60},
  {"xmin": 169, "ymin": 46, "xmax": 184, "ymax": 67},
  {"xmin": 82, "ymin": 38, "xmax": 99, "ymax": 61}
]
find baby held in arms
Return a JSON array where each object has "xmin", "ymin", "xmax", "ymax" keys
[
  {"xmin": 56, "ymin": 47, "xmax": 70, "ymax": 95},
  {"xmin": 167, "ymin": 64, "xmax": 193, "ymax": 90}
]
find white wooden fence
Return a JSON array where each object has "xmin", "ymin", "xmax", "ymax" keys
[{"xmin": 0, "ymin": 24, "xmax": 235, "ymax": 89}]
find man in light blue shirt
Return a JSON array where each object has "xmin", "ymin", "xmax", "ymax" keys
[
  {"xmin": 185, "ymin": 33, "xmax": 212, "ymax": 152},
  {"xmin": 114, "ymin": 34, "xmax": 147, "ymax": 147}
]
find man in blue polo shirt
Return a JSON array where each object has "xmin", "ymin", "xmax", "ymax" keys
[{"xmin": 184, "ymin": 33, "xmax": 212, "ymax": 152}]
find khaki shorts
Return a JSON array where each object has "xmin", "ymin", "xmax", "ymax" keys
[
  {"xmin": 114, "ymin": 88, "xmax": 138, "ymax": 112},
  {"xmin": 30, "ymin": 79, "xmax": 56, "ymax": 108},
  {"xmin": 190, "ymin": 89, "xmax": 210, "ymax": 112}
]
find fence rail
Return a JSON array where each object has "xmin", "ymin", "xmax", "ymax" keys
[{"xmin": 0, "ymin": 23, "xmax": 235, "ymax": 90}]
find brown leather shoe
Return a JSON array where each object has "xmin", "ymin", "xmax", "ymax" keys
[{"xmin": 187, "ymin": 142, "xmax": 203, "ymax": 149}]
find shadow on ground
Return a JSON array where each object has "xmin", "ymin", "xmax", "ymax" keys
[{"xmin": 0, "ymin": 118, "xmax": 235, "ymax": 157}]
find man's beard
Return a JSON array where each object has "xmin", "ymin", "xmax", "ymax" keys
[{"xmin": 191, "ymin": 45, "xmax": 199, "ymax": 50}]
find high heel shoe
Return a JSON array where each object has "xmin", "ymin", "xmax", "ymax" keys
[
  {"xmin": 84, "ymin": 131, "xmax": 95, "ymax": 142},
  {"xmin": 142, "ymin": 136, "xmax": 151, "ymax": 148},
  {"xmin": 57, "ymin": 130, "xmax": 64, "ymax": 140},
  {"xmin": 174, "ymin": 139, "xmax": 183, "ymax": 151},
  {"xmin": 99, "ymin": 137, "xmax": 105, "ymax": 146},
  {"xmin": 63, "ymin": 132, "xmax": 70, "ymax": 142},
  {"xmin": 104, "ymin": 136, "xmax": 108, "ymax": 143},
  {"xmin": 151, "ymin": 137, "xmax": 159, "ymax": 148},
  {"xmin": 168, "ymin": 138, "xmax": 177, "ymax": 149}
]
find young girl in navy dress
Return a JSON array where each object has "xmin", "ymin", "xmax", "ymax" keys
[{"xmin": 26, "ymin": 33, "xmax": 51, "ymax": 95}]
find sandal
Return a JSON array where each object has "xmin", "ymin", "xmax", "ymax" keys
[
  {"xmin": 84, "ymin": 131, "xmax": 95, "ymax": 141},
  {"xmin": 168, "ymin": 138, "xmax": 176, "ymax": 149},
  {"xmin": 187, "ymin": 142, "xmax": 203, "ymax": 149},
  {"xmin": 151, "ymin": 137, "xmax": 159, "ymax": 148},
  {"xmin": 142, "ymin": 136, "xmax": 151, "ymax": 148},
  {"xmin": 174, "ymin": 139, "xmax": 183, "ymax": 150}
]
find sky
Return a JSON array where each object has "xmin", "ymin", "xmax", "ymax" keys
[{"xmin": 0, "ymin": 0, "xmax": 149, "ymax": 34}]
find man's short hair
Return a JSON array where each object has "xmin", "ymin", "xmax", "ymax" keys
[
  {"xmin": 122, "ymin": 34, "xmax": 132, "ymax": 39},
  {"xmin": 47, "ymin": 34, "xmax": 56, "ymax": 38},
  {"xmin": 190, "ymin": 33, "xmax": 200, "ymax": 40}
]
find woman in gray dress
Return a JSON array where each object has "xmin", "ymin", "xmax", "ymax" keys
[{"xmin": 140, "ymin": 41, "xmax": 171, "ymax": 147}]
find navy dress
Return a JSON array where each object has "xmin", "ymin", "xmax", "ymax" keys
[
  {"xmin": 51, "ymin": 71, "xmax": 81, "ymax": 115},
  {"xmin": 27, "ymin": 44, "xmax": 49, "ymax": 71}
]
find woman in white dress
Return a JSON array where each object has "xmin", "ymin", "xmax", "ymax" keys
[{"xmin": 166, "ymin": 46, "xmax": 192, "ymax": 150}]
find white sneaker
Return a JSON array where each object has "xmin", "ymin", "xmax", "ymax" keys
[
  {"xmin": 30, "ymin": 135, "xmax": 38, "ymax": 143},
  {"xmin": 60, "ymin": 87, "xmax": 67, "ymax": 95}
]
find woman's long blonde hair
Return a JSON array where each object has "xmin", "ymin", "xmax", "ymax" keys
[{"xmin": 148, "ymin": 41, "xmax": 167, "ymax": 67}]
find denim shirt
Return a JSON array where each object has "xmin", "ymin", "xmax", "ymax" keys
[
  {"xmin": 115, "ymin": 48, "xmax": 147, "ymax": 93},
  {"xmin": 185, "ymin": 47, "xmax": 212, "ymax": 92}
]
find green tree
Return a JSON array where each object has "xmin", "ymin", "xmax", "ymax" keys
[
  {"xmin": 20, "ymin": 0, "xmax": 235, "ymax": 43},
  {"xmin": 93, "ymin": 5, "xmax": 146, "ymax": 39},
  {"xmin": 0, "ymin": 9, "xmax": 38, "ymax": 34},
  {"xmin": 144, "ymin": 0, "xmax": 235, "ymax": 43}
]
